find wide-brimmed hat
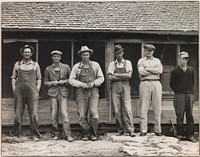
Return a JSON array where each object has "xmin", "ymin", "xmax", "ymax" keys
[
  {"xmin": 77, "ymin": 46, "xmax": 93, "ymax": 56},
  {"xmin": 143, "ymin": 44, "xmax": 156, "ymax": 50},
  {"xmin": 179, "ymin": 51, "xmax": 189, "ymax": 58},
  {"xmin": 51, "ymin": 50, "xmax": 63, "ymax": 56},
  {"xmin": 20, "ymin": 45, "xmax": 34, "ymax": 54},
  {"xmin": 113, "ymin": 44, "xmax": 124, "ymax": 53}
]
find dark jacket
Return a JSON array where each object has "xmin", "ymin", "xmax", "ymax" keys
[{"xmin": 44, "ymin": 63, "xmax": 71, "ymax": 97}]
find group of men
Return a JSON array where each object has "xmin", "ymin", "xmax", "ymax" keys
[{"xmin": 11, "ymin": 43, "xmax": 197, "ymax": 143}]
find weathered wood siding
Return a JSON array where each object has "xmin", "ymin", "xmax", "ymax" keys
[{"xmin": 2, "ymin": 98, "xmax": 199, "ymax": 126}]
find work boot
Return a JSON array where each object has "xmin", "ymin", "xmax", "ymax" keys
[
  {"xmin": 67, "ymin": 136, "xmax": 74, "ymax": 142},
  {"xmin": 116, "ymin": 131, "xmax": 124, "ymax": 136},
  {"xmin": 82, "ymin": 135, "xmax": 89, "ymax": 141},
  {"xmin": 129, "ymin": 132, "xmax": 136, "ymax": 137},
  {"xmin": 155, "ymin": 132, "xmax": 162, "ymax": 136},
  {"xmin": 140, "ymin": 132, "xmax": 147, "ymax": 136},
  {"xmin": 90, "ymin": 135, "xmax": 97, "ymax": 141},
  {"xmin": 187, "ymin": 136, "xmax": 197, "ymax": 143},
  {"xmin": 53, "ymin": 132, "xmax": 59, "ymax": 140}
]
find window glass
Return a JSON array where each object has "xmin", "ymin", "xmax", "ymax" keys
[
  {"xmin": 2, "ymin": 42, "xmax": 36, "ymax": 98},
  {"xmin": 74, "ymin": 41, "xmax": 106, "ymax": 98},
  {"xmin": 114, "ymin": 43, "xmax": 141, "ymax": 96},
  {"xmin": 38, "ymin": 41, "xmax": 71, "ymax": 99},
  {"xmin": 153, "ymin": 44, "xmax": 177, "ymax": 94}
]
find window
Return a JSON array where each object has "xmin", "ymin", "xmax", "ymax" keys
[
  {"xmin": 153, "ymin": 44, "xmax": 177, "ymax": 95},
  {"xmin": 2, "ymin": 41, "xmax": 36, "ymax": 98},
  {"xmin": 180, "ymin": 44, "xmax": 199, "ymax": 99},
  {"xmin": 114, "ymin": 42, "xmax": 141, "ymax": 96}
]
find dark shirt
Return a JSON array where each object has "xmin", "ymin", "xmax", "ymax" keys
[{"xmin": 170, "ymin": 66, "xmax": 194, "ymax": 94}]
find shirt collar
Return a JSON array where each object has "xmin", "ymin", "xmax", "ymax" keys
[
  {"xmin": 115, "ymin": 59, "xmax": 125, "ymax": 64},
  {"xmin": 80, "ymin": 60, "xmax": 92, "ymax": 67},
  {"xmin": 52, "ymin": 62, "xmax": 61, "ymax": 67},
  {"xmin": 145, "ymin": 56, "xmax": 154, "ymax": 60},
  {"xmin": 21, "ymin": 59, "xmax": 33, "ymax": 64}
]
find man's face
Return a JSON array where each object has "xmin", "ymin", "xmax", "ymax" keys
[
  {"xmin": 179, "ymin": 56, "xmax": 188, "ymax": 67},
  {"xmin": 22, "ymin": 48, "xmax": 32, "ymax": 59},
  {"xmin": 115, "ymin": 51, "xmax": 124, "ymax": 60},
  {"xmin": 144, "ymin": 49, "xmax": 154, "ymax": 58},
  {"xmin": 52, "ymin": 54, "xmax": 61, "ymax": 63},
  {"xmin": 81, "ymin": 52, "xmax": 90, "ymax": 62}
]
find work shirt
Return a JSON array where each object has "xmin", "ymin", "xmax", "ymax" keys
[
  {"xmin": 137, "ymin": 57, "xmax": 163, "ymax": 80},
  {"xmin": 107, "ymin": 59, "xmax": 133, "ymax": 75},
  {"xmin": 69, "ymin": 61, "xmax": 104, "ymax": 88},
  {"xmin": 11, "ymin": 59, "xmax": 42, "ymax": 80}
]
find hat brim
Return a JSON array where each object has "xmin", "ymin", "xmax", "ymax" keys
[
  {"xmin": 180, "ymin": 55, "xmax": 189, "ymax": 58},
  {"xmin": 20, "ymin": 46, "xmax": 34, "ymax": 55},
  {"xmin": 113, "ymin": 48, "xmax": 124, "ymax": 53},
  {"xmin": 77, "ymin": 49, "xmax": 93, "ymax": 56}
]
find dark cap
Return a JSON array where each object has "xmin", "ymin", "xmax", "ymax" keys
[
  {"xmin": 20, "ymin": 45, "xmax": 34, "ymax": 54},
  {"xmin": 113, "ymin": 44, "xmax": 124, "ymax": 53},
  {"xmin": 144, "ymin": 44, "xmax": 156, "ymax": 50}
]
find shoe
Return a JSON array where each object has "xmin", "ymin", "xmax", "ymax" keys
[
  {"xmin": 116, "ymin": 132, "xmax": 124, "ymax": 136},
  {"xmin": 90, "ymin": 135, "xmax": 97, "ymax": 141},
  {"xmin": 187, "ymin": 136, "xmax": 197, "ymax": 143},
  {"xmin": 82, "ymin": 135, "xmax": 89, "ymax": 141},
  {"xmin": 155, "ymin": 132, "xmax": 162, "ymax": 136},
  {"xmin": 33, "ymin": 136, "xmax": 40, "ymax": 141},
  {"xmin": 129, "ymin": 132, "xmax": 136, "ymax": 137},
  {"xmin": 53, "ymin": 136, "xmax": 59, "ymax": 140},
  {"xmin": 177, "ymin": 135, "xmax": 184, "ymax": 140},
  {"xmin": 67, "ymin": 136, "xmax": 74, "ymax": 142},
  {"xmin": 140, "ymin": 132, "xmax": 147, "ymax": 136}
]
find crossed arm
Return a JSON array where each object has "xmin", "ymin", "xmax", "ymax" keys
[{"xmin": 108, "ymin": 71, "xmax": 132, "ymax": 81}]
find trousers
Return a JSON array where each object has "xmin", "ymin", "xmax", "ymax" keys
[{"xmin": 139, "ymin": 81, "xmax": 162, "ymax": 133}]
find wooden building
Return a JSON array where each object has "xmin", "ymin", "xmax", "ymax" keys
[{"xmin": 1, "ymin": 1, "xmax": 199, "ymax": 127}]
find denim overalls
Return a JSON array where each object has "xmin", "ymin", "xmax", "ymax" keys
[
  {"xmin": 111, "ymin": 60, "xmax": 134, "ymax": 134},
  {"xmin": 14, "ymin": 61, "xmax": 41, "ymax": 137},
  {"xmin": 76, "ymin": 62, "xmax": 99, "ymax": 136}
]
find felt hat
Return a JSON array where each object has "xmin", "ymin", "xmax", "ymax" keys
[
  {"xmin": 20, "ymin": 45, "xmax": 34, "ymax": 54},
  {"xmin": 77, "ymin": 46, "xmax": 93, "ymax": 56},
  {"xmin": 113, "ymin": 44, "xmax": 124, "ymax": 53}
]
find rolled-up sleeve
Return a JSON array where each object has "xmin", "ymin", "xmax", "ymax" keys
[
  {"xmin": 11, "ymin": 62, "xmax": 18, "ymax": 79},
  {"xmin": 107, "ymin": 62, "xmax": 115, "ymax": 75},
  {"xmin": 35, "ymin": 63, "xmax": 42, "ymax": 80},
  {"xmin": 137, "ymin": 59, "xmax": 149, "ymax": 76},
  {"xmin": 93, "ymin": 63, "xmax": 104, "ymax": 86},
  {"xmin": 155, "ymin": 59, "xmax": 163, "ymax": 74},
  {"xmin": 125, "ymin": 60, "xmax": 133, "ymax": 72},
  {"xmin": 69, "ymin": 64, "xmax": 85, "ymax": 88}
]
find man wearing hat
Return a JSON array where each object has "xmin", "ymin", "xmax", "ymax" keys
[
  {"xmin": 69, "ymin": 46, "xmax": 104, "ymax": 141},
  {"xmin": 44, "ymin": 50, "xmax": 73, "ymax": 142},
  {"xmin": 11, "ymin": 45, "xmax": 42, "ymax": 139},
  {"xmin": 137, "ymin": 44, "xmax": 163, "ymax": 136},
  {"xmin": 107, "ymin": 44, "xmax": 136, "ymax": 137},
  {"xmin": 170, "ymin": 52, "xmax": 197, "ymax": 142}
]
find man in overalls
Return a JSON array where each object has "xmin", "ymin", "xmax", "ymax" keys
[
  {"xmin": 137, "ymin": 44, "xmax": 163, "ymax": 136},
  {"xmin": 44, "ymin": 50, "xmax": 73, "ymax": 142},
  {"xmin": 107, "ymin": 44, "xmax": 136, "ymax": 137},
  {"xmin": 69, "ymin": 46, "xmax": 104, "ymax": 141},
  {"xmin": 11, "ymin": 45, "xmax": 42, "ymax": 139}
]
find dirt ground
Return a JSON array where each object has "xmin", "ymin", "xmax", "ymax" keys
[
  {"xmin": 2, "ymin": 131, "xmax": 199, "ymax": 156},
  {"xmin": 1, "ymin": 132, "xmax": 125, "ymax": 156}
]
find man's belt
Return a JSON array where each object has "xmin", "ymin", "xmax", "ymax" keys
[{"xmin": 141, "ymin": 79, "xmax": 160, "ymax": 82}]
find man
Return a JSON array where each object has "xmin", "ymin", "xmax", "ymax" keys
[
  {"xmin": 11, "ymin": 45, "xmax": 42, "ymax": 139},
  {"xmin": 107, "ymin": 44, "xmax": 135, "ymax": 137},
  {"xmin": 44, "ymin": 50, "xmax": 73, "ymax": 142},
  {"xmin": 170, "ymin": 52, "xmax": 197, "ymax": 142},
  {"xmin": 69, "ymin": 46, "xmax": 104, "ymax": 141},
  {"xmin": 137, "ymin": 44, "xmax": 163, "ymax": 136}
]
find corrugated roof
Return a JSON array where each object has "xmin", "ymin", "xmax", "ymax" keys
[{"xmin": 1, "ymin": 1, "xmax": 199, "ymax": 34}]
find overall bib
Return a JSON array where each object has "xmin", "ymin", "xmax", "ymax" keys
[
  {"xmin": 76, "ymin": 63, "xmax": 99, "ymax": 136},
  {"xmin": 111, "ymin": 61, "xmax": 134, "ymax": 133},
  {"xmin": 14, "ymin": 62, "xmax": 41, "ymax": 137}
]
